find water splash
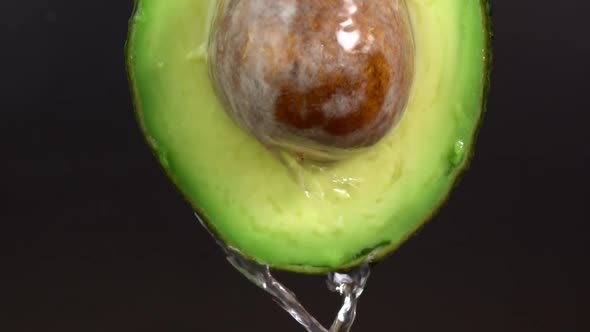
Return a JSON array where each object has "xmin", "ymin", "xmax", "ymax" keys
[{"xmin": 196, "ymin": 213, "xmax": 371, "ymax": 332}]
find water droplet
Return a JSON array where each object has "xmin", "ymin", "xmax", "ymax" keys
[
  {"xmin": 332, "ymin": 188, "xmax": 351, "ymax": 199},
  {"xmin": 185, "ymin": 43, "xmax": 208, "ymax": 61},
  {"xmin": 146, "ymin": 136, "xmax": 171, "ymax": 169},
  {"xmin": 450, "ymin": 139, "xmax": 466, "ymax": 167},
  {"xmin": 147, "ymin": 135, "xmax": 159, "ymax": 151},
  {"xmin": 159, "ymin": 152, "xmax": 170, "ymax": 169},
  {"xmin": 133, "ymin": 11, "xmax": 146, "ymax": 23}
]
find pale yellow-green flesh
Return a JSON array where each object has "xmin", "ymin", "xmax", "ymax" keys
[{"xmin": 128, "ymin": 0, "xmax": 488, "ymax": 271}]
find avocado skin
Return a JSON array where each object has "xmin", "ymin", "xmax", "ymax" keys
[{"xmin": 125, "ymin": 0, "xmax": 493, "ymax": 274}]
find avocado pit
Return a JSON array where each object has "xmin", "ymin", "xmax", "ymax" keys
[{"xmin": 209, "ymin": 0, "xmax": 414, "ymax": 159}]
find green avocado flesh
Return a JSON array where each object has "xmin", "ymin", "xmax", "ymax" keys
[{"xmin": 127, "ymin": 0, "xmax": 491, "ymax": 273}]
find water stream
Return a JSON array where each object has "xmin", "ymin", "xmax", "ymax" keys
[{"xmin": 196, "ymin": 213, "xmax": 371, "ymax": 332}]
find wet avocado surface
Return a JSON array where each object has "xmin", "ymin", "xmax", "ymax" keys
[{"xmin": 127, "ymin": 0, "xmax": 491, "ymax": 273}]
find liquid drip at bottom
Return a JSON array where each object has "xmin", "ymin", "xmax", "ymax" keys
[{"xmin": 196, "ymin": 213, "xmax": 371, "ymax": 332}]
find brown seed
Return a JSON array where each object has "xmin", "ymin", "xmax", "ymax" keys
[{"xmin": 209, "ymin": 0, "xmax": 414, "ymax": 159}]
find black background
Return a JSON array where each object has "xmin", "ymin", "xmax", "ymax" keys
[{"xmin": 2, "ymin": 1, "xmax": 589, "ymax": 331}]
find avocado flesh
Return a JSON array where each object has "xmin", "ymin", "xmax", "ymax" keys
[{"xmin": 127, "ymin": 0, "xmax": 491, "ymax": 273}]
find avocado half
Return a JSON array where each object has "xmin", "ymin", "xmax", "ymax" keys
[{"xmin": 126, "ymin": 0, "xmax": 491, "ymax": 273}]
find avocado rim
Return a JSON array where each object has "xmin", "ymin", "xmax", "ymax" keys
[{"xmin": 125, "ymin": 0, "xmax": 493, "ymax": 274}]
